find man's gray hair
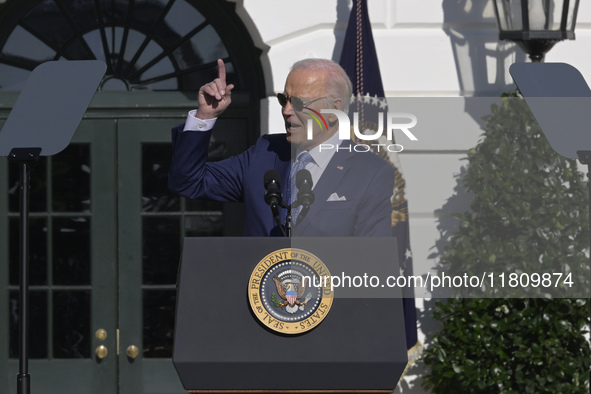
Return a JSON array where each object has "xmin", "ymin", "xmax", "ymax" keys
[{"xmin": 291, "ymin": 59, "xmax": 353, "ymax": 105}]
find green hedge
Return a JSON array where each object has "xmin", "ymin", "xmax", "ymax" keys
[{"xmin": 422, "ymin": 93, "xmax": 591, "ymax": 393}]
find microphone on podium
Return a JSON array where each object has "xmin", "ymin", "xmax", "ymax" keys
[
  {"xmin": 295, "ymin": 169, "xmax": 314, "ymax": 225},
  {"xmin": 264, "ymin": 170, "xmax": 287, "ymax": 236}
]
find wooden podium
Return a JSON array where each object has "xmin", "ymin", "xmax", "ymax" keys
[{"xmin": 173, "ymin": 237, "xmax": 408, "ymax": 393}]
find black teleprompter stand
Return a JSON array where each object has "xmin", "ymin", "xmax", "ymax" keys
[
  {"xmin": 0, "ymin": 60, "xmax": 105, "ymax": 394},
  {"xmin": 9, "ymin": 148, "xmax": 41, "ymax": 394},
  {"xmin": 510, "ymin": 62, "xmax": 591, "ymax": 394}
]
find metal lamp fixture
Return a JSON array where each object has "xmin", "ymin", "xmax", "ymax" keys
[{"xmin": 492, "ymin": 0, "xmax": 579, "ymax": 61}]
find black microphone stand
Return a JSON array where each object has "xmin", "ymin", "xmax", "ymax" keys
[
  {"xmin": 295, "ymin": 205, "xmax": 310, "ymax": 227},
  {"xmin": 263, "ymin": 170, "xmax": 289, "ymax": 237},
  {"xmin": 276, "ymin": 200, "xmax": 291, "ymax": 237},
  {"xmin": 285, "ymin": 207, "xmax": 293, "ymax": 237},
  {"xmin": 292, "ymin": 169, "xmax": 315, "ymax": 228},
  {"xmin": 264, "ymin": 169, "xmax": 313, "ymax": 237}
]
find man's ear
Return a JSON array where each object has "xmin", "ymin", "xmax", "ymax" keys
[
  {"xmin": 332, "ymin": 97, "xmax": 344, "ymax": 110},
  {"xmin": 325, "ymin": 98, "xmax": 343, "ymax": 123}
]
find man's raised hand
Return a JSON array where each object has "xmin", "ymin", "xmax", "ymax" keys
[{"xmin": 196, "ymin": 59, "xmax": 235, "ymax": 120}]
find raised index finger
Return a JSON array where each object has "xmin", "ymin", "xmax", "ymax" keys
[{"xmin": 217, "ymin": 59, "xmax": 226, "ymax": 84}]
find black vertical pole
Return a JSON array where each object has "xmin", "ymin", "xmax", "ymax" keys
[
  {"xmin": 285, "ymin": 211, "xmax": 292, "ymax": 237},
  {"xmin": 17, "ymin": 161, "xmax": 30, "ymax": 394},
  {"xmin": 8, "ymin": 148, "xmax": 40, "ymax": 394}
]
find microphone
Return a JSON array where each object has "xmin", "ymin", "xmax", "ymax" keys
[
  {"xmin": 295, "ymin": 169, "xmax": 314, "ymax": 225},
  {"xmin": 264, "ymin": 170, "xmax": 287, "ymax": 236},
  {"xmin": 264, "ymin": 170, "xmax": 282, "ymax": 207},
  {"xmin": 296, "ymin": 169, "xmax": 314, "ymax": 208}
]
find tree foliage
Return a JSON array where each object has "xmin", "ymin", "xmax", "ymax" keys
[{"xmin": 422, "ymin": 93, "xmax": 591, "ymax": 393}]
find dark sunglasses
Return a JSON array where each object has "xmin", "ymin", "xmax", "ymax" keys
[{"xmin": 276, "ymin": 93, "xmax": 324, "ymax": 112}]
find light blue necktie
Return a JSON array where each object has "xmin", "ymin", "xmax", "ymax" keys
[{"xmin": 288, "ymin": 152, "xmax": 313, "ymax": 224}]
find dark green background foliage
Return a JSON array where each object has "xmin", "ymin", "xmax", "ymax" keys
[
  {"xmin": 422, "ymin": 93, "xmax": 591, "ymax": 393},
  {"xmin": 424, "ymin": 298, "xmax": 589, "ymax": 393}
]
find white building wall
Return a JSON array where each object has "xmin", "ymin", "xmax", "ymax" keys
[{"xmin": 230, "ymin": 1, "xmax": 591, "ymax": 392}]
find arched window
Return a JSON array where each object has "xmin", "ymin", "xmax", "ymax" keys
[{"xmin": 0, "ymin": 0, "xmax": 264, "ymax": 94}]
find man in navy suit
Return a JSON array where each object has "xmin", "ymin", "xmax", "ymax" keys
[{"xmin": 168, "ymin": 58, "xmax": 395, "ymax": 237}]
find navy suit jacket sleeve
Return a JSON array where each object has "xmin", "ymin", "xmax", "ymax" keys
[
  {"xmin": 168, "ymin": 124, "xmax": 252, "ymax": 202},
  {"xmin": 168, "ymin": 124, "xmax": 292, "ymax": 236}
]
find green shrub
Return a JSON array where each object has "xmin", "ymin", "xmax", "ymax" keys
[{"xmin": 422, "ymin": 93, "xmax": 591, "ymax": 393}]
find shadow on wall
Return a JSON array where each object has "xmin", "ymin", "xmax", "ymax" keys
[
  {"xmin": 430, "ymin": 0, "xmax": 526, "ymax": 294},
  {"xmin": 442, "ymin": 0, "xmax": 526, "ymax": 97},
  {"xmin": 429, "ymin": 0, "xmax": 524, "ymax": 292},
  {"xmin": 415, "ymin": 2, "xmax": 525, "ymax": 391},
  {"xmin": 399, "ymin": 170, "xmax": 474, "ymax": 393},
  {"xmin": 331, "ymin": 0, "xmax": 351, "ymax": 61},
  {"xmin": 427, "ymin": 166, "xmax": 474, "ymax": 298}
]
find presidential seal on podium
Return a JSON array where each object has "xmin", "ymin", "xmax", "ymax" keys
[{"xmin": 248, "ymin": 248, "xmax": 334, "ymax": 334}]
